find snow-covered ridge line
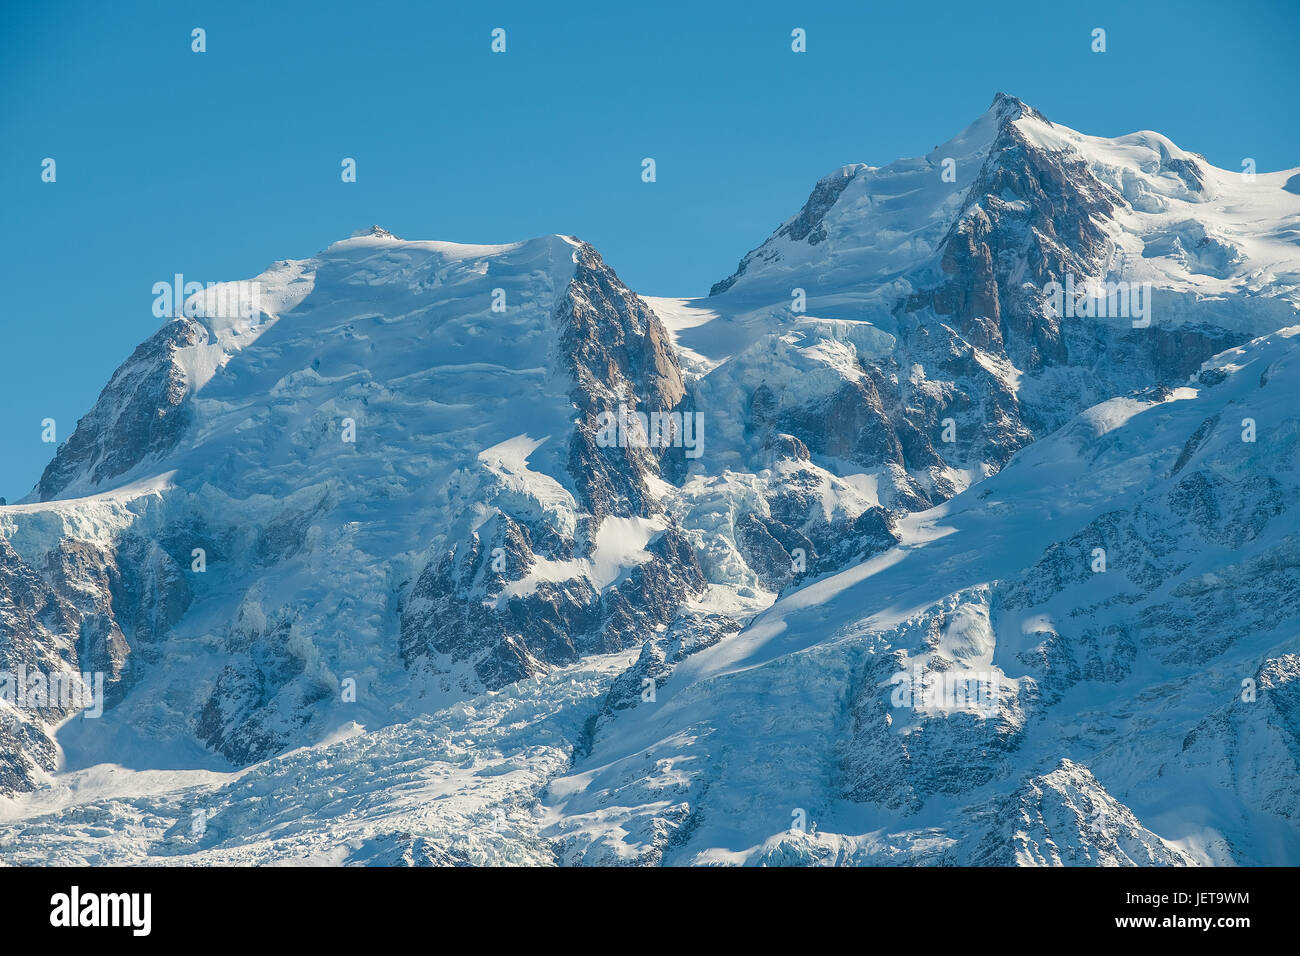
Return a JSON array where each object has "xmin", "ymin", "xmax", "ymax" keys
[{"xmin": 2, "ymin": 94, "xmax": 1299, "ymax": 866}]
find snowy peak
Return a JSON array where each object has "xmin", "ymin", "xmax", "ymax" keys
[
  {"xmin": 987, "ymin": 90, "xmax": 1049, "ymax": 126},
  {"xmin": 710, "ymin": 93, "xmax": 1300, "ymax": 314},
  {"xmin": 4, "ymin": 95, "xmax": 1300, "ymax": 868},
  {"xmin": 709, "ymin": 92, "xmax": 1049, "ymax": 298},
  {"xmin": 33, "ymin": 232, "xmax": 588, "ymax": 502},
  {"xmin": 8, "ymin": 225, "xmax": 706, "ymax": 774},
  {"xmin": 350, "ymin": 224, "xmax": 402, "ymax": 240},
  {"xmin": 34, "ymin": 318, "xmax": 207, "ymax": 502}
]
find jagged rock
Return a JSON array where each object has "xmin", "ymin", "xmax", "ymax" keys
[{"xmin": 38, "ymin": 318, "xmax": 206, "ymax": 501}]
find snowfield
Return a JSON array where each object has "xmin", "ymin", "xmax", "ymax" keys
[{"xmin": 2, "ymin": 96, "xmax": 1298, "ymax": 866}]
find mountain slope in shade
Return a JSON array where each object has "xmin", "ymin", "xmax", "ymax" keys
[
  {"xmin": 1, "ymin": 95, "xmax": 1298, "ymax": 866},
  {"xmin": 541, "ymin": 327, "xmax": 1300, "ymax": 866},
  {"xmin": 666, "ymin": 96, "xmax": 1300, "ymax": 512},
  {"xmin": 3, "ymin": 329, "xmax": 1296, "ymax": 864}
]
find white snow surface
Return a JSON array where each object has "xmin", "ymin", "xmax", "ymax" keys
[{"xmin": 3, "ymin": 97, "xmax": 1300, "ymax": 866}]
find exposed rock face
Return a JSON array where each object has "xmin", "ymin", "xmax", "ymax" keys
[
  {"xmin": 748, "ymin": 760, "xmax": 1196, "ymax": 866},
  {"xmin": 38, "ymin": 318, "xmax": 206, "ymax": 501},
  {"xmin": 595, "ymin": 611, "xmax": 739, "ymax": 732},
  {"xmin": 962, "ymin": 761, "xmax": 1197, "ymax": 866},
  {"xmin": 909, "ymin": 107, "xmax": 1117, "ymax": 371},
  {"xmin": 1165, "ymin": 655, "xmax": 1300, "ymax": 829},
  {"xmin": 0, "ymin": 509, "xmax": 199, "ymax": 787},
  {"xmin": 0, "ymin": 537, "xmax": 77, "ymax": 792},
  {"xmin": 348, "ymin": 832, "xmax": 473, "ymax": 866},
  {"xmin": 541, "ymin": 325, "xmax": 1300, "ymax": 867},
  {"xmin": 1, "ymin": 95, "xmax": 1299, "ymax": 868},
  {"xmin": 711, "ymin": 165, "xmax": 864, "ymax": 296},
  {"xmin": 561, "ymin": 243, "xmax": 688, "ymax": 521},
  {"xmin": 735, "ymin": 462, "xmax": 896, "ymax": 590},
  {"xmin": 400, "ymin": 242, "xmax": 707, "ymax": 691},
  {"xmin": 837, "ymin": 590, "xmax": 1031, "ymax": 813},
  {"xmin": 705, "ymin": 95, "xmax": 1259, "ymax": 517}
]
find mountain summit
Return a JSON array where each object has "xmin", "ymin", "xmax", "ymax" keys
[{"xmin": 2, "ymin": 97, "xmax": 1298, "ymax": 865}]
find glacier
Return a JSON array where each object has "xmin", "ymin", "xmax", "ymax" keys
[{"xmin": 1, "ymin": 94, "xmax": 1298, "ymax": 866}]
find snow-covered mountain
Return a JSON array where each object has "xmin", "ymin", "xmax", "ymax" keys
[{"xmin": 2, "ymin": 95, "xmax": 1298, "ymax": 865}]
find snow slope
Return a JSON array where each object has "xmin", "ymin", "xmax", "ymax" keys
[
  {"xmin": 2, "ymin": 96, "xmax": 1298, "ymax": 866},
  {"xmin": 544, "ymin": 327, "xmax": 1300, "ymax": 865}
]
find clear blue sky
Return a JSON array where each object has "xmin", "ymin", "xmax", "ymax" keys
[{"xmin": 1, "ymin": 0, "xmax": 1297, "ymax": 502}]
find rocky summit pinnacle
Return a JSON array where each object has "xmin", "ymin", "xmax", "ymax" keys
[
  {"xmin": 2, "ymin": 96, "xmax": 1299, "ymax": 866},
  {"xmin": 351, "ymin": 224, "xmax": 401, "ymax": 239},
  {"xmin": 987, "ymin": 90, "xmax": 1048, "ymax": 124}
]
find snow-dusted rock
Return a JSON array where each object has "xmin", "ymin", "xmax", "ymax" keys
[{"xmin": 2, "ymin": 95, "xmax": 1299, "ymax": 867}]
